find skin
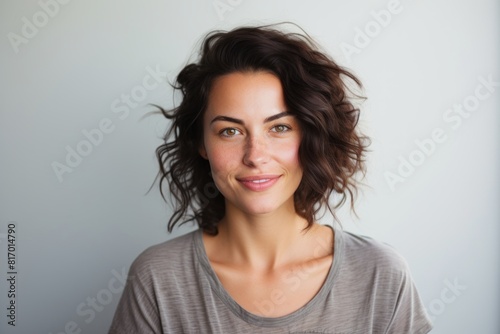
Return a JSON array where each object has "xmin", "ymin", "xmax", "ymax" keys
[{"xmin": 200, "ymin": 71, "xmax": 334, "ymax": 317}]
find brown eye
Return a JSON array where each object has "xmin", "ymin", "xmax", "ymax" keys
[
  {"xmin": 220, "ymin": 128, "xmax": 241, "ymax": 137},
  {"xmin": 271, "ymin": 124, "xmax": 290, "ymax": 133}
]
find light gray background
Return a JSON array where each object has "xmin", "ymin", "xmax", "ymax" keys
[{"xmin": 1, "ymin": 0, "xmax": 498, "ymax": 333}]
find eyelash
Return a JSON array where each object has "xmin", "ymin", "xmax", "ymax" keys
[
  {"xmin": 219, "ymin": 128, "xmax": 242, "ymax": 137},
  {"xmin": 218, "ymin": 124, "xmax": 291, "ymax": 137},
  {"xmin": 270, "ymin": 124, "xmax": 291, "ymax": 133}
]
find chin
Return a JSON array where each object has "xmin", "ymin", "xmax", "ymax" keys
[{"xmin": 237, "ymin": 200, "xmax": 290, "ymax": 217}]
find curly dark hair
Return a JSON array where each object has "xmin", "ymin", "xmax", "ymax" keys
[{"xmin": 154, "ymin": 24, "xmax": 369, "ymax": 235}]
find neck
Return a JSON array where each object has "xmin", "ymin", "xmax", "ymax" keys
[{"xmin": 216, "ymin": 201, "xmax": 310, "ymax": 272}]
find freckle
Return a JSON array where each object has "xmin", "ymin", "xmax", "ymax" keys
[{"xmin": 227, "ymin": 161, "xmax": 239, "ymax": 169}]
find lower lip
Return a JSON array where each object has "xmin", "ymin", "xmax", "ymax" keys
[{"xmin": 238, "ymin": 177, "xmax": 280, "ymax": 191}]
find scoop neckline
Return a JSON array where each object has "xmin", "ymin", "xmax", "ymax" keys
[{"xmin": 193, "ymin": 225, "xmax": 344, "ymax": 328}]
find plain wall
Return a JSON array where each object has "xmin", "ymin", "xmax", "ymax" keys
[{"xmin": 0, "ymin": 0, "xmax": 498, "ymax": 333}]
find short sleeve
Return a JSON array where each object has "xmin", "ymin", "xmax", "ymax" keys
[
  {"xmin": 384, "ymin": 261, "xmax": 433, "ymax": 334},
  {"xmin": 108, "ymin": 254, "xmax": 162, "ymax": 334}
]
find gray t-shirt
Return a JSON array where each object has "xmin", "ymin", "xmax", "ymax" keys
[{"xmin": 109, "ymin": 227, "xmax": 433, "ymax": 333}]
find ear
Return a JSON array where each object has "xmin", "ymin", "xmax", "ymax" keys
[{"xmin": 199, "ymin": 144, "xmax": 208, "ymax": 160}]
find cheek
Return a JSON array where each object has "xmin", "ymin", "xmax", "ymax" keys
[
  {"xmin": 277, "ymin": 140, "xmax": 302, "ymax": 168},
  {"xmin": 206, "ymin": 147, "xmax": 240, "ymax": 180},
  {"xmin": 206, "ymin": 154, "xmax": 239, "ymax": 199}
]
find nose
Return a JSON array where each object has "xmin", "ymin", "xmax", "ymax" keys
[{"xmin": 243, "ymin": 135, "xmax": 269, "ymax": 167}]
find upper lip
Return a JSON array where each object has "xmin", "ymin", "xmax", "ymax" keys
[{"xmin": 236, "ymin": 175, "xmax": 281, "ymax": 182}]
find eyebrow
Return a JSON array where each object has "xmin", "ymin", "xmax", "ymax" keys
[{"xmin": 210, "ymin": 111, "xmax": 292, "ymax": 125}]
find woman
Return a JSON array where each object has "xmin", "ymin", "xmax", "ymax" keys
[{"xmin": 109, "ymin": 24, "xmax": 432, "ymax": 333}]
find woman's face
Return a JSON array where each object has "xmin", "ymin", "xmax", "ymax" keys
[{"xmin": 200, "ymin": 71, "xmax": 303, "ymax": 217}]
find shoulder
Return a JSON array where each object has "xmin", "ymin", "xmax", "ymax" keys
[
  {"xmin": 128, "ymin": 229, "xmax": 199, "ymax": 281},
  {"xmin": 338, "ymin": 230, "xmax": 411, "ymax": 278},
  {"xmin": 109, "ymin": 230, "xmax": 201, "ymax": 333},
  {"xmin": 334, "ymin": 230, "xmax": 433, "ymax": 332}
]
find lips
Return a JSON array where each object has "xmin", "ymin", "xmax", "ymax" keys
[{"xmin": 236, "ymin": 175, "xmax": 281, "ymax": 191}]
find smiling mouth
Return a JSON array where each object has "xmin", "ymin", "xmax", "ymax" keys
[
  {"xmin": 249, "ymin": 179, "xmax": 272, "ymax": 183},
  {"xmin": 237, "ymin": 175, "xmax": 281, "ymax": 191}
]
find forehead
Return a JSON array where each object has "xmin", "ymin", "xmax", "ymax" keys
[{"xmin": 205, "ymin": 71, "xmax": 287, "ymax": 120}]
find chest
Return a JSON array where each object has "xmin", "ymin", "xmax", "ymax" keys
[{"xmin": 211, "ymin": 255, "xmax": 333, "ymax": 317}]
